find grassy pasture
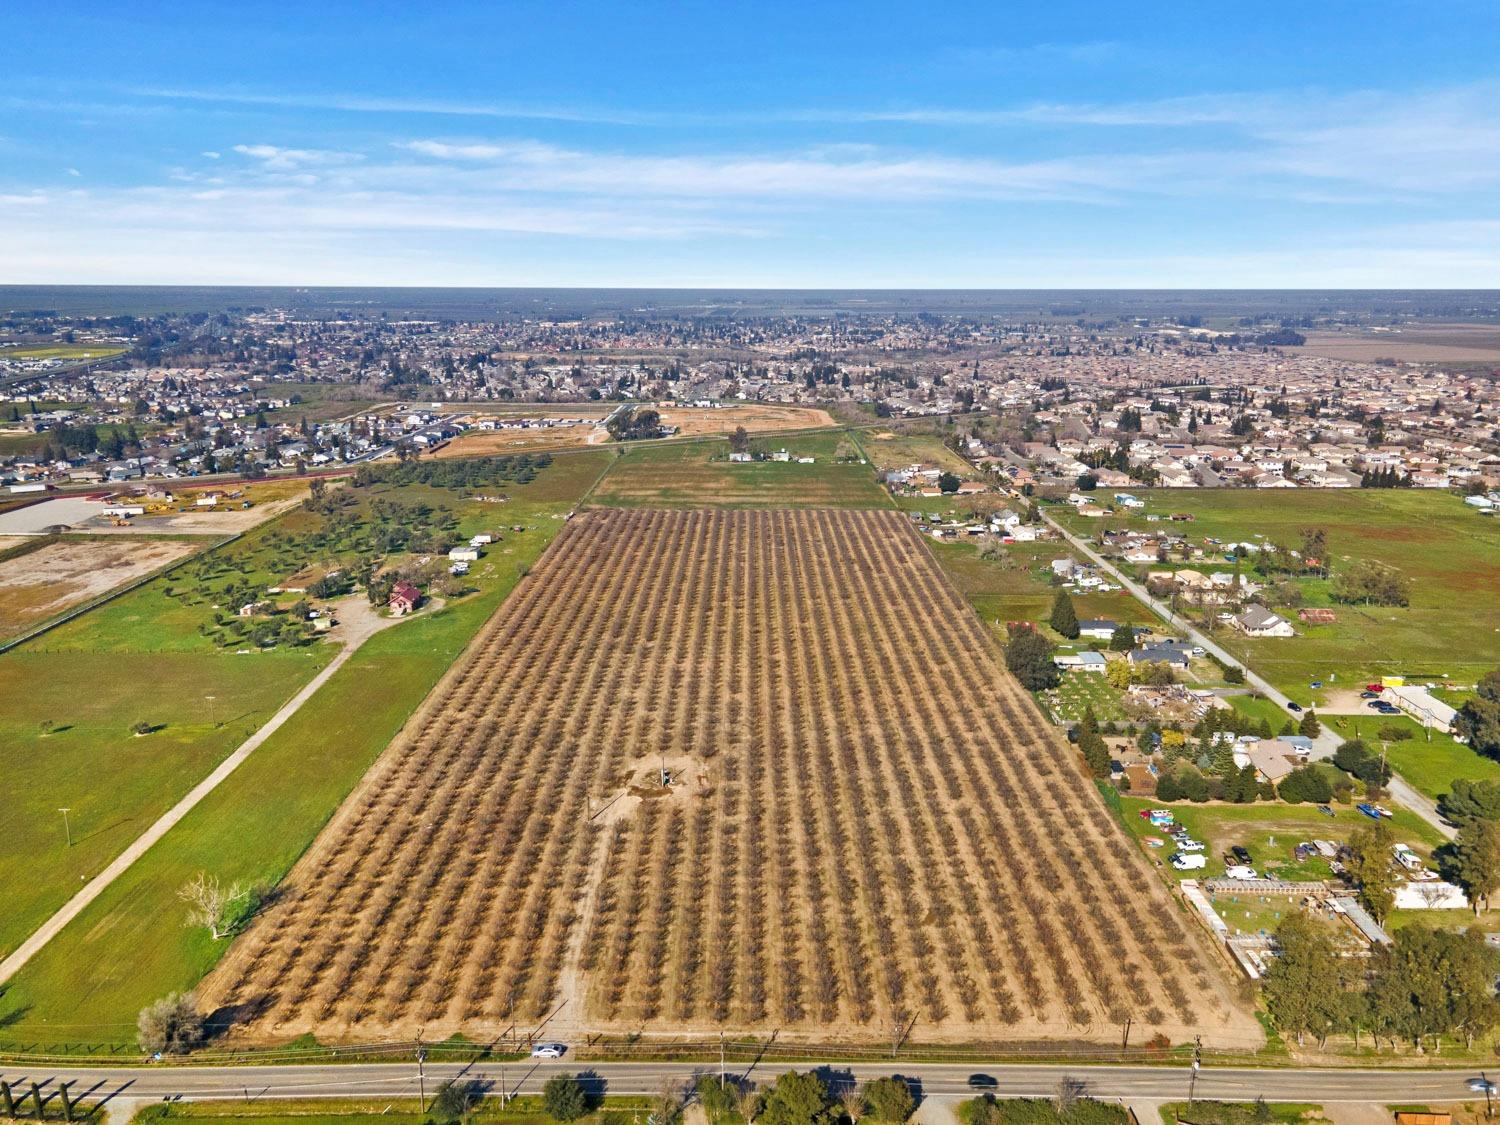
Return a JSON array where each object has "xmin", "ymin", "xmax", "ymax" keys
[
  {"xmin": 589, "ymin": 431, "xmax": 888, "ymax": 508},
  {"xmin": 0, "ymin": 648, "xmax": 330, "ymax": 960},
  {"xmin": 1059, "ymin": 489, "xmax": 1500, "ymax": 694},
  {"xmin": 0, "ymin": 454, "xmax": 608, "ymax": 1048},
  {"xmin": 0, "ymin": 343, "xmax": 127, "ymax": 361},
  {"xmin": 860, "ymin": 427, "xmax": 973, "ymax": 475}
]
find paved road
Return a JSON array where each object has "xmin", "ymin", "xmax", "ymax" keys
[
  {"xmin": 2, "ymin": 1059, "xmax": 1488, "ymax": 1117},
  {"xmin": 1040, "ymin": 511, "xmax": 1455, "ymax": 841},
  {"xmin": 0, "ymin": 596, "xmax": 416, "ymax": 986}
]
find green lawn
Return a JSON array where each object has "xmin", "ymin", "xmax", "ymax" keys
[
  {"xmin": 1056, "ymin": 489, "xmax": 1500, "ymax": 694},
  {"xmin": 0, "ymin": 455, "xmax": 608, "ymax": 1049},
  {"xmin": 1227, "ymin": 693, "xmax": 1294, "ymax": 733},
  {"xmin": 590, "ymin": 431, "xmax": 887, "ymax": 508},
  {"xmin": 1324, "ymin": 711, "xmax": 1500, "ymax": 802}
]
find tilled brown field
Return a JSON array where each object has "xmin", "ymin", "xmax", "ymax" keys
[{"xmin": 202, "ymin": 509, "xmax": 1258, "ymax": 1047}]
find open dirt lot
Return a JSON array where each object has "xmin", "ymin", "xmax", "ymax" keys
[
  {"xmin": 429, "ymin": 421, "xmax": 608, "ymax": 457},
  {"xmin": 655, "ymin": 403, "xmax": 837, "ymax": 436},
  {"xmin": 1294, "ymin": 324, "xmax": 1500, "ymax": 363},
  {"xmin": 203, "ymin": 508, "xmax": 1257, "ymax": 1049},
  {"xmin": 0, "ymin": 536, "xmax": 200, "ymax": 641},
  {"xmin": 431, "ymin": 404, "xmax": 837, "ymax": 459}
]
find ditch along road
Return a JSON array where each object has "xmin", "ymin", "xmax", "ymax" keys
[
  {"xmin": 1, "ymin": 1058, "xmax": 1488, "ymax": 1118},
  {"xmin": 1039, "ymin": 511, "xmax": 1455, "ymax": 841},
  {"xmin": 0, "ymin": 596, "xmax": 426, "ymax": 987}
]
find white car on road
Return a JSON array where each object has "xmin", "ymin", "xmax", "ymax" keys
[{"xmin": 531, "ymin": 1042, "xmax": 567, "ymax": 1059}]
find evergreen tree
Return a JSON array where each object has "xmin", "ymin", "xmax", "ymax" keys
[{"xmin": 1049, "ymin": 590, "xmax": 1080, "ymax": 639}]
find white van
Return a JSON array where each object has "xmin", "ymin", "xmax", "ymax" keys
[{"xmin": 1170, "ymin": 852, "xmax": 1206, "ymax": 871}]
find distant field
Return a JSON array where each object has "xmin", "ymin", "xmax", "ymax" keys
[
  {"xmin": 433, "ymin": 403, "xmax": 837, "ymax": 459},
  {"xmin": 0, "ymin": 342, "xmax": 127, "ymax": 362},
  {"xmin": 1295, "ymin": 324, "xmax": 1500, "ymax": 363},
  {"xmin": 1058, "ymin": 489, "xmax": 1500, "ymax": 697},
  {"xmin": 0, "ymin": 534, "xmax": 202, "ymax": 642},
  {"xmin": 0, "ymin": 451, "xmax": 611, "ymax": 1047},
  {"xmin": 861, "ymin": 428, "xmax": 972, "ymax": 475},
  {"xmin": 590, "ymin": 431, "xmax": 888, "ymax": 509},
  {"xmin": 256, "ymin": 383, "xmax": 382, "ymax": 424}
]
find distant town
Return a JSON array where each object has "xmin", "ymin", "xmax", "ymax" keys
[{"xmin": 2, "ymin": 305, "xmax": 1497, "ymax": 495}]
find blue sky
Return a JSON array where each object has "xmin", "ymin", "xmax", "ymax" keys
[{"xmin": 4, "ymin": 1, "xmax": 1500, "ymax": 287}]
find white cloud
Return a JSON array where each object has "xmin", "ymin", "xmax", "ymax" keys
[{"xmin": 231, "ymin": 143, "xmax": 362, "ymax": 169}]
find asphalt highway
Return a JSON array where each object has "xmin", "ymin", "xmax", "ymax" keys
[{"xmin": 0, "ymin": 1059, "xmax": 1489, "ymax": 1114}]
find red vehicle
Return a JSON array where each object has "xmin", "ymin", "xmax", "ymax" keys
[{"xmin": 1365, "ymin": 683, "xmax": 1384, "ymax": 693}]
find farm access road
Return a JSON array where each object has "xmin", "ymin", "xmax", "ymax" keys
[
  {"xmin": 1040, "ymin": 511, "xmax": 1455, "ymax": 841},
  {"xmin": 0, "ymin": 596, "xmax": 425, "ymax": 987},
  {"xmin": 8, "ymin": 1058, "xmax": 1488, "ymax": 1121}
]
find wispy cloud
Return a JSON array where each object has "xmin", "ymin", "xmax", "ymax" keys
[
  {"xmin": 231, "ymin": 143, "xmax": 362, "ymax": 169},
  {"xmin": 135, "ymin": 86, "xmax": 675, "ymax": 126}
]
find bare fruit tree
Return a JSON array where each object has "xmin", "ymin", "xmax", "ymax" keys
[{"xmin": 179, "ymin": 872, "xmax": 247, "ymax": 940}]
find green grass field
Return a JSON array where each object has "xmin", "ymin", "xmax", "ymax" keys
[
  {"xmin": 1057, "ymin": 490, "xmax": 1500, "ymax": 694},
  {"xmin": 1324, "ymin": 711, "xmax": 1500, "ymax": 802},
  {"xmin": 0, "ymin": 453, "xmax": 609, "ymax": 1049},
  {"xmin": 859, "ymin": 426, "xmax": 972, "ymax": 475},
  {"xmin": 0, "ymin": 343, "xmax": 128, "ymax": 361},
  {"xmin": 590, "ymin": 431, "xmax": 887, "ymax": 508},
  {"xmin": 0, "ymin": 647, "xmax": 332, "ymax": 960}
]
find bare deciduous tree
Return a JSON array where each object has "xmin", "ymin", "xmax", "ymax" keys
[{"xmin": 179, "ymin": 872, "xmax": 247, "ymax": 940}]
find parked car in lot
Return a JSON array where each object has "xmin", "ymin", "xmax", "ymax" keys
[
  {"xmin": 1231, "ymin": 846, "xmax": 1253, "ymax": 865},
  {"xmin": 1360, "ymin": 690, "xmax": 1380, "ymax": 699},
  {"xmin": 1171, "ymin": 852, "xmax": 1207, "ymax": 870},
  {"xmin": 1177, "ymin": 839, "xmax": 1206, "ymax": 852},
  {"xmin": 1225, "ymin": 864, "xmax": 1259, "ymax": 880},
  {"xmin": 531, "ymin": 1043, "xmax": 567, "ymax": 1059},
  {"xmin": 1317, "ymin": 804, "xmax": 1335, "ymax": 817}
]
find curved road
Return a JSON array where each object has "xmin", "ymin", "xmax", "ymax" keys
[
  {"xmin": 1040, "ymin": 510, "xmax": 1453, "ymax": 840},
  {"xmin": 1, "ymin": 1059, "xmax": 1489, "ymax": 1120}
]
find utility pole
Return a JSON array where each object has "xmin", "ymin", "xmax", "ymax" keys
[
  {"xmin": 416, "ymin": 1034, "xmax": 427, "ymax": 1113},
  {"xmin": 59, "ymin": 807, "xmax": 73, "ymax": 847},
  {"xmin": 1120, "ymin": 1016, "xmax": 1132, "ymax": 1055},
  {"xmin": 1484, "ymin": 1072, "xmax": 1493, "ymax": 1119},
  {"xmin": 720, "ymin": 1031, "xmax": 726, "ymax": 1090},
  {"xmin": 1188, "ymin": 1035, "xmax": 1202, "ymax": 1103}
]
